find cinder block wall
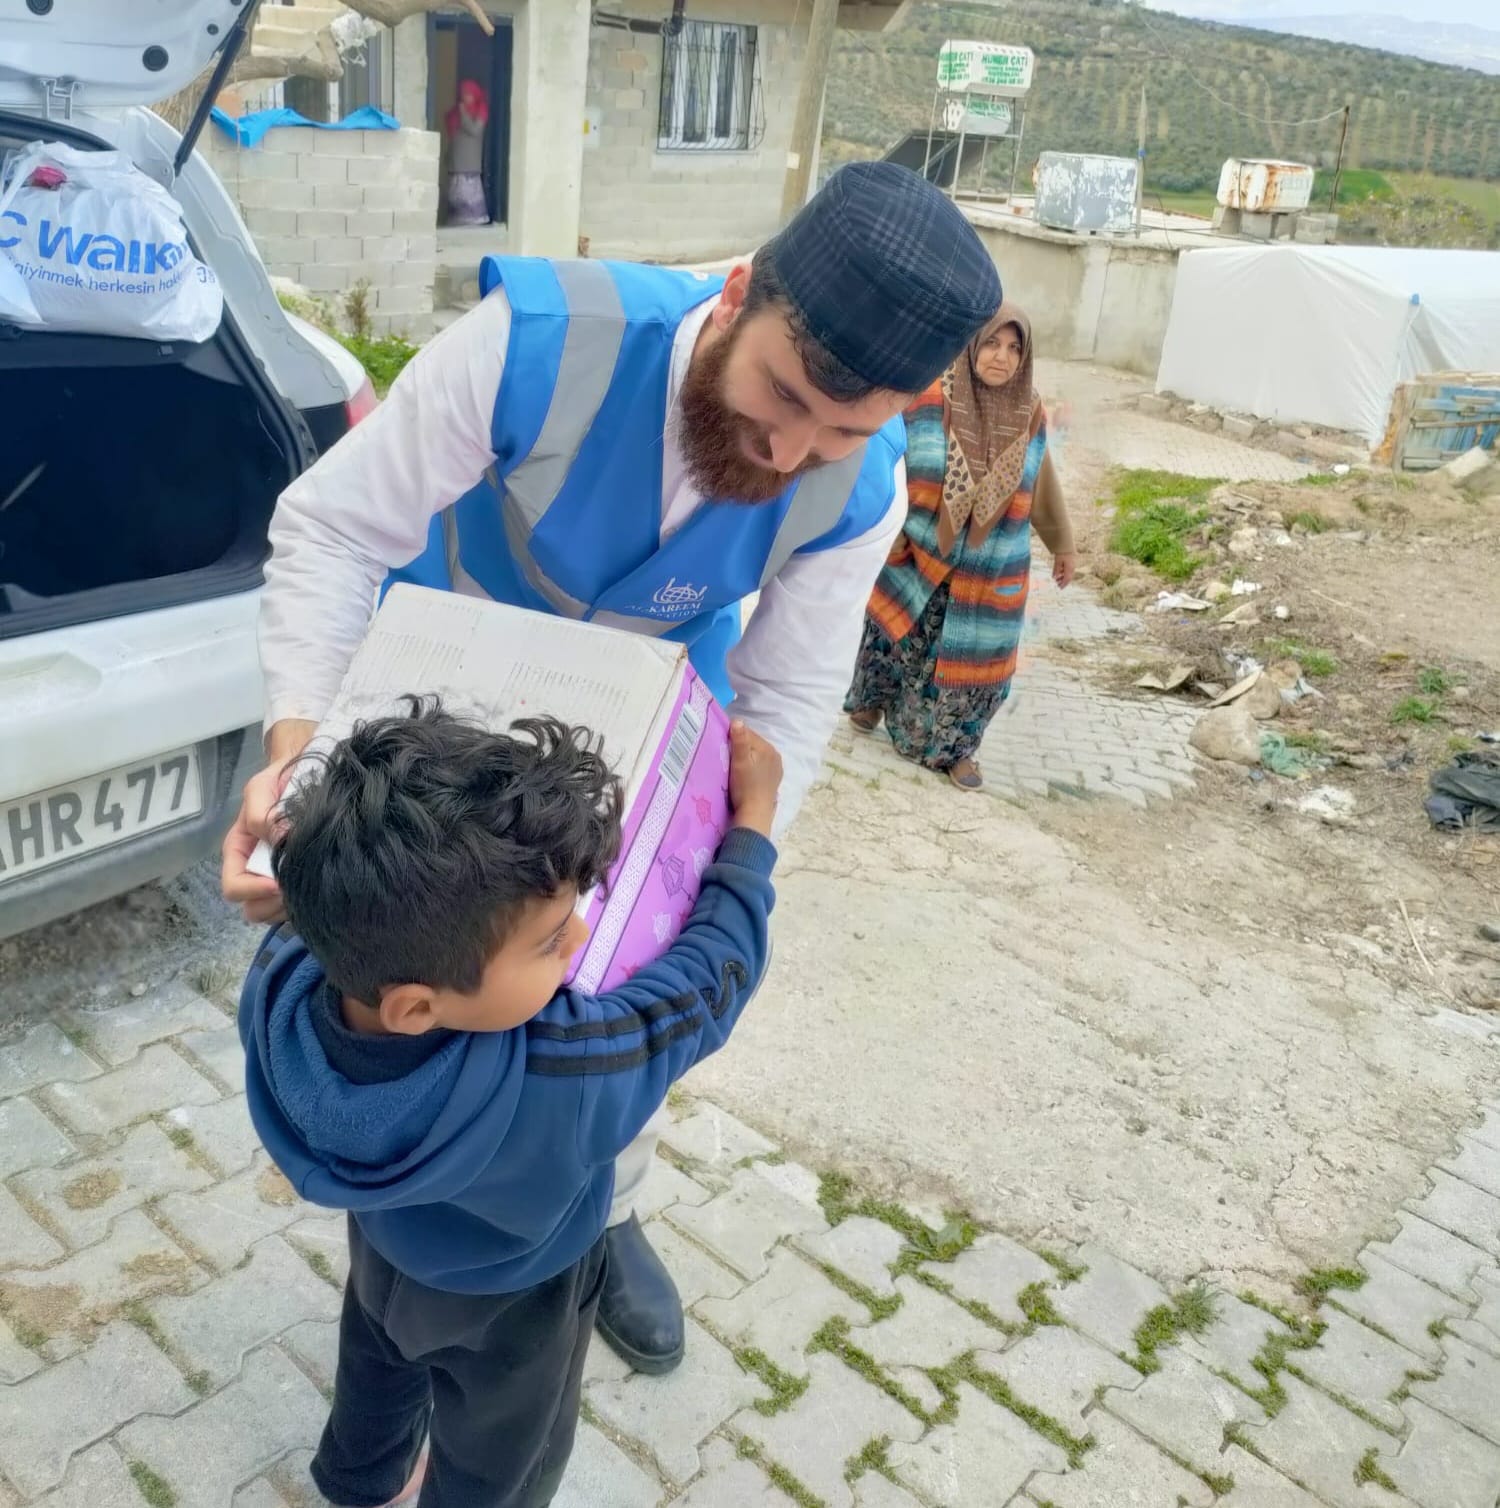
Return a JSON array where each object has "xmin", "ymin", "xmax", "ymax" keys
[
  {"xmin": 201, "ymin": 126, "xmax": 440, "ymax": 338},
  {"xmin": 580, "ymin": 6, "xmax": 807, "ymax": 263}
]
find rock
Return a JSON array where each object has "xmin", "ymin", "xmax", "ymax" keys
[
  {"xmin": 1295, "ymin": 786, "xmax": 1356, "ymax": 824},
  {"xmin": 1274, "ymin": 604, "xmax": 1291, "ymax": 620},
  {"xmin": 1138, "ymin": 394, "xmax": 1172, "ymax": 418},
  {"xmin": 1442, "ymin": 446, "xmax": 1493, "ymax": 484},
  {"xmin": 1245, "ymin": 675, "xmax": 1284, "ymax": 720},
  {"xmin": 1227, "ymin": 527, "xmax": 1259, "ymax": 559},
  {"xmin": 1478, "ymin": 923, "xmax": 1500, "ymax": 944},
  {"xmin": 1220, "ymin": 602, "xmax": 1260, "ymax": 627},
  {"xmin": 1271, "ymin": 530, "xmax": 1295, "ymax": 548},
  {"xmin": 1191, "ymin": 704, "xmax": 1263, "ymax": 766},
  {"xmin": 1266, "ymin": 660, "xmax": 1304, "ymax": 692},
  {"xmin": 1211, "ymin": 672, "xmax": 1263, "ymax": 708},
  {"xmin": 1202, "ymin": 579, "xmax": 1231, "ymax": 603},
  {"xmin": 1223, "ymin": 414, "xmax": 1257, "ymax": 442},
  {"xmin": 129, "ymin": 984, "xmax": 147, "ymax": 999}
]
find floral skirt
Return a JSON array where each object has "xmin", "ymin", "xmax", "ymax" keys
[
  {"xmin": 844, "ymin": 584, "xmax": 1011, "ymax": 772},
  {"xmin": 445, "ymin": 171, "xmax": 489, "ymax": 226}
]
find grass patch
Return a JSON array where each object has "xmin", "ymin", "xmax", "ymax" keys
[
  {"xmin": 1391, "ymin": 695, "xmax": 1437, "ymax": 726},
  {"xmin": 1266, "ymin": 638, "xmax": 1338, "ymax": 678},
  {"xmin": 1241, "ymin": 1309, "xmax": 1326, "ymax": 1417},
  {"xmin": 734, "ymin": 1346, "xmax": 810, "ymax": 1416},
  {"xmin": 810, "ymin": 1317, "xmax": 933, "ymax": 1422},
  {"xmin": 1106, "ymin": 469, "xmax": 1221, "ymax": 582},
  {"xmin": 1018, "ymin": 1282, "xmax": 1064, "ymax": 1328},
  {"xmin": 1284, "ymin": 730, "xmax": 1332, "ymax": 753},
  {"xmin": 1288, "ymin": 508, "xmax": 1331, "ymax": 532},
  {"xmin": 1355, "ymin": 1447, "xmax": 1398, "ymax": 1492},
  {"xmin": 844, "ymin": 1436, "xmax": 892, "ymax": 1484},
  {"xmin": 1294, "ymin": 1267, "xmax": 1366, "ymax": 1301},
  {"xmin": 300, "ymin": 1248, "xmax": 338, "ymax": 1287},
  {"xmin": 934, "ymin": 1354, "xmax": 1092, "ymax": 1468},
  {"xmin": 1449, "ymin": 735, "xmax": 1477, "ymax": 755},
  {"xmin": 734, "ymin": 1437, "xmax": 825, "ymax": 1508},
  {"xmin": 164, "ymin": 1125, "xmax": 195, "ymax": 1153},
  {"xmin": 916, "ymin": 1269, "xmax": 1021, "ymax": 1337},
  {"xmin": 1295, "ymin": 472, "xmax": 1346, "ymax": 488},
  {"xmin": 1129, "ymin": 1286, "xmax": 1216, "ymax": 1375},
  {"xmin": 121, "ymin": 1299, "xmax": 170, "ymax": 1354},
  {"xmin": 128, "ymin": 1462, "xmax": 176, "ymax": 1508},
  {"xmin": 1038, "ymin": 1249, "xmax": 1086, "ymax": 1283},
  {"xmin": 811, "ymin": 1257, "xmax": 902, "ymax": 1323},
  {"xmin": 1428, "ymin": 1318, "xmax": 1451, "ymax": 1341},
  {"xmin": 817, "ymin": 1171, "xmax": 978, "ymax": 1267},
  {"xmin": 1417, "ymin": 666, "xmax": 1457, "ymax": 696},
  {"xmin": 337, "ymin": 332, "xmax": 418, "ymax": 397}
]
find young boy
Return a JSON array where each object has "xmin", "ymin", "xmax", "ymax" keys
[{"xmin": 238, "ymin": 698, "xmax": 781, "ymax": 1508}]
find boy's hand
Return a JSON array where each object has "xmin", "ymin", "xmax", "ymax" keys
[{"xmin": 728, "ymin": 720, "xmax": 782, "ymax": 838}]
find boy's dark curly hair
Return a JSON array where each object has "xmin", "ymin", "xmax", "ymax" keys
[{"xmin": 273, "ymin": 697, "xmax": 622, "ymax": 1005}]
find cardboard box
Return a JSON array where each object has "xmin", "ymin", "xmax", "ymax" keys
[{"xmin": 251, "ymin": 584, "xmax": 731, "ymax": 995}]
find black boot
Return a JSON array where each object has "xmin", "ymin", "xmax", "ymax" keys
[{"xmin": 595, "ymin": 1215, "xmax": 685, "ymax": 1375}]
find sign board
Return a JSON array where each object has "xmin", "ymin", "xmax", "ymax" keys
[
  {"xmin": 936, "ymin": 41, "xmax": 1034, "ymax": 97},
  {"xmin": 942, "ymin": 95, "xmax": 1014, "ymax": 136}
]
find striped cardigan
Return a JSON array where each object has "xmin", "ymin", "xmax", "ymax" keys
[{"xmin": 865, "ymin": 378, "xmax": 1047, "ymax": 689}]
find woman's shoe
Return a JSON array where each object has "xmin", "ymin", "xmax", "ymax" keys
[
  {"xmin": 849, "ymin": 710, "xmax": 882, "ymax": 733},
  {"xmin": 947, "ymin": 759, "xmax": 983, "ymax": 791}
]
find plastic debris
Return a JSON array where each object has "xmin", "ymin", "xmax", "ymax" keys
[
  {"xmin": 1148, "ymin": 591, "xmax": 1211, "ymax": 613},
  {"xmin": 1230, "ymin": 580, "xmax": 1262, "ymax": 596},
  {"xmin": 1295, "ymin": 785, "xmax": 1356, "ymax": 823}
]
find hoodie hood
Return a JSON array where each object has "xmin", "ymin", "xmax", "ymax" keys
[{"xmin": 240, "ymin": 929, "xmax": 527, "ymax": 1211}]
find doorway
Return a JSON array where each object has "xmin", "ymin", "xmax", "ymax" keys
[{"xmin": 428, "ymin": 13, "xmax": 513, "ymax": 227}]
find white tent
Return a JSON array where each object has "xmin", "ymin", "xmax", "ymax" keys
[{"xmin": 1155, "ymin": 245, "xmax": 1500, "ymax": 447}]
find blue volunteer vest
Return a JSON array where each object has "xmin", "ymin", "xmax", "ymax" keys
[{"xmin": 386, "ymin": 256, "xmax": 905, "ymax": 703}]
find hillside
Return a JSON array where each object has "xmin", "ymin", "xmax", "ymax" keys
[{"xmin": 823, "ymin": 0, "xmax": 1500, "ymax": 200}]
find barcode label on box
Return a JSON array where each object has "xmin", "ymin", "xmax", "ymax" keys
[{"xmin": 659, "ymin": 697, "xmax": 706, "ymax": 789}]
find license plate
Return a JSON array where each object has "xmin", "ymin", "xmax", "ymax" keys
[{"xmin": 0, "ymin": 748, "xmax": 203, "ymax": 885}]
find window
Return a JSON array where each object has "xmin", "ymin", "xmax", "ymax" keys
[
  {"xmin": 337, "ymin": 28, "xmax": 393, "ymax": 117},
  {"xmin": 658, "ymin": 20, "xmax": 764, "ymax": 152}
]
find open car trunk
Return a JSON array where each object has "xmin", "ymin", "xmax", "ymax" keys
[{"xmin": 0, "ymin": 340, "xmax": 297, "ymax": 638}]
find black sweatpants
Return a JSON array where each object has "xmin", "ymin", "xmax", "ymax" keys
[{"xmin": 311, "ymin": 1216, "xmax": 608, "ymax": 1508}]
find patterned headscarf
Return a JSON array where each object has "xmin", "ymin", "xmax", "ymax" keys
[{"xmin": 938, "ymin": 303, "xmax": 1036, "ymax": 556}]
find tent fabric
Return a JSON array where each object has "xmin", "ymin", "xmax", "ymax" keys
[
  {"xmin": 1155, "ymin": 246, "xmax": 1500, "ymax": 446},
  {"xmin": 209, "ymin": 105, "xmax": 400, "ymax": 147}
]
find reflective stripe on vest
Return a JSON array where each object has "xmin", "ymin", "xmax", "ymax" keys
[{"xmin": 443, "ymin": 259, "xmax": 869, "ymax": 636}]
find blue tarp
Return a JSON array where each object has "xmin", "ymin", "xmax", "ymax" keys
[{"xmin": 210, "ymin": 105, "xmax": 401, "ymax": 148}]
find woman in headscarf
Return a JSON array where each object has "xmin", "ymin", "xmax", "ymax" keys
[
  {"xmin": 444, "ymin": 79, "xmax": 490, "ymax": 227},
  {"xmin": 844, "ymin": 304, "xmax": 1074, "ymax": 791}
]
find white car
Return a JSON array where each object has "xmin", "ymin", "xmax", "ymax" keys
[{"xmin": 0, "ymin": 0, "xmax": 373, "ymax": 940}]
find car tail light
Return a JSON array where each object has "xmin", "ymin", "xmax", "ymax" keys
[{"xmin": 345, "ymin": 376, "xmax": 379, "ymax": 428}]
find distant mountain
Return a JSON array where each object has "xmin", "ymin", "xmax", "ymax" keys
[{"xmin": 1242, "ymin": 14, "xmax": 1500, "ymax": 73}]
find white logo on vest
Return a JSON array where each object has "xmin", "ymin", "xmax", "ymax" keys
[{"xmin": 645, "ymin": 578, "xmax": 709, "ymax": 617}]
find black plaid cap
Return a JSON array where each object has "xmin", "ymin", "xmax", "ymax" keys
[{"xmin": 767, "ymin": 161, "xmax": 1003, "ymax": 393}]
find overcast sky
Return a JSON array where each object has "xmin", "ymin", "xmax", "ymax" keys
[{"xmin": 1145, "ymin": 1, "xmax": 1492, "ymax": 23}]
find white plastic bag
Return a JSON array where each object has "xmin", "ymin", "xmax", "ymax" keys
[{"xmin": 0, "ymin": 141, "xmax": 223, "ymax": 342}]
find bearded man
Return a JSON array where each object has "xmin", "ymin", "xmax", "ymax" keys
[{"xmin": 222, "ymin": 162, "xmax": 1002, "ymax": 1376}]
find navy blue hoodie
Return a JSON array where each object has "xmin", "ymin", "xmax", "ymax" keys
[{"xmin": 239, "ymin": 828, "xmax": 776, "ymax": 1295}]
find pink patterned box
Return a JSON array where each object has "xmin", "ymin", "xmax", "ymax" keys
[{"xmin": 248, "ymin": 584, "xmax": 731, "ymax": 993}]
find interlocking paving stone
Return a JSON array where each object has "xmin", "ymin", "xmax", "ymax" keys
[
  {"xmin": 979, "ymin": 1327, "xmax": 1140, "ymax": 1437},
  {"xmin": 283, "ymin": 1213, "xmax": 350, "ymax": 1288},
  {"xmin": 1367, "ymin": 1211, "xmax": 1494, "ymax": 1301},
  {"xmin": 851, "ymin": 1475, "xmax": 923, "ymax": 1508},
  {"xmin": 633, "ymin": 1160, "xmax": 718, "ymax": 1222},
  {"xmin": 1412, "ymin": 1335, "xmax": 1500, "ymax": 1446},
  {"xmin": 1472, "ymin": 1104, "xmax": 1500, "ymax": 1153},
  {"xmin": 940, "ymin": 1234, "xmax": 1056, "ymax": 1328},
  {"xmin": 29, "ymin": 1442, "xmax": 148, "ymax": 1508},
  {"xmin": 1103, "ymin": 1347, "xmax": 1262, "ymax": 1469},
  {"xmin": 660, "ymin": 1105, "xmax": 777, "ymax": 1173},
  {"xmin": 155, "ymin": 1155, "xmax": 307, "ymax": 1271},
  {"xmin": 1033, "ymin": 1411, "xmax": 1212, "ymax": 1508},
  {"xmin": 0, "ymin": 1314, "xmax": 42, "ymax": 1382},
  {"xmin": 696, "ymin": 1246, "xmax": 864, "ymax": 1375},
  {"xmin": 887, "ymin": 1382, "xmax": 1067, "ymax": 1508},
  {"xmin": 147, "ymin": 1234, "xmax": 340, "ymax": 1387},
  {"xmin": 0, "ymin": 1183, "xmax": 64, "ymax": 1267},
  {"xmin": 1405, "ymin": 1170, "xmax": 1500, "ymax": 1260},
  {"xmin": 1329, "ymin": 1252, "xmax": 1467, "ymax": 1364},
  {"xmin": 852, "ymin": 1277, "xmax": 999, "ymax": 1371},
  {"xmin": 177, "ymin": 1026, "xmax": 247, "ymax": 1093},
  {"xmin": 281, "ymin": 1319, "xmax": 339, "ymax": 1395},
  {"xmin": 0, "ymin": 1023, "xmax": 101, "ymax": 1099},
  {"xmin": 0, "ymin": 1208, "xmax": 199, "ymax": 1358},
  {"xmin": 66, "ymin": 981, "xmax": 226, "ymax": 1066},
  {"xmin": 666, "ymin": 1436, "xmax": 780, "ymax": 1507},
  {"xmin": 1457, "ymin": 1267, "xmax": 1500, "ymax": 1351},
  {"xmin": 733, "ymin": 1354, "xmax": 924, "ymax": 1508},
  {"xmin": 587, "ymin": 1320, "xmax": 769, "ymax": 1482},
  {"xmin": 1387, "ymin": 1398, "xmax": 1500, "ymax": 1508},
  {"xmin": 233, "ymin": 1480, "xmax": 291, "ymax": 1508},
  {"xmin": 0, "ymin": 1096, "xmax": 74, "ymax": 1179},
  {"xmin": 583, "ymin": 1332, "xmax": 635, "ymax": 1385},
  {"xmin": 1218, "ymin": 1446, "xmax": 1330, "ymax": 1508},
  {"xmin": 642, "ymin": 1220, "xmax": 744, "ymax": 1313},
  {"xmin": 166, "ymin": 1095, "xmax": 264, "ymax": 1177},
  {"xmin": 552, "ymin": 1423, "xmax": 665, "ymax": 1508},
  {"xmin": 1291, "ymin": 1308, "xmax": 1427, "ymax": 1431},
  {"xmin": 1247, "ymin": 1372, "xmax": 1409, "ymax": 1508},
  {"xmin": 667, "ymin": 1168, "xmax": 827, "ymax": 1281},
  {"xmin": 44, "ymin": 1043, "xmax": 220, "ymax": 1135},
  {"xmin": 795, "ymin": 1218, "xmax": 908, "ymax": 1300},
  {"xmin": 1441, "ymin": 1139, "xmax": 1500, "ymax": 1202},
  {"xmin": 1182, "ymin": 1291, "xmax": 1290, "ymax": 1391},
  {"xmin": 0, "ymin": 1320, "xmax": 195, "ymax": 1496},
  {"xmin": 1050, "ymin": 1244, "xmax": 1169, "ymax": 1356},
  {"xmin": 118, "ymin": 1346, "xmax": 327, "ymax": 1508},
  {"xmin": 15, "ymin": 1121, "xmax": 211, "ymax": 1248}
]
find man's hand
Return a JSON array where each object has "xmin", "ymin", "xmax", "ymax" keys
[
  {"xmin": 728, "ymin": 721, "xmax": 783, "ymax": 839},
  {"xmin": 1052, "ymin": 552, "xmax": 1077, "ymax": 590},
  {"xmin": 220, "ymin": 719, "xmax": 316, "ymax": 924}
]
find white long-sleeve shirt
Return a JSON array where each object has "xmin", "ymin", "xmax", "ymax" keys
[{"xmin": 259, "ymin": 290, "xmax": 907, "ymax": 834}]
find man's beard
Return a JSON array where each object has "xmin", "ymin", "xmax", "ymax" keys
[{"xmin": 676, "ymin": 323, "xmax": 819, "ymax": 505}]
